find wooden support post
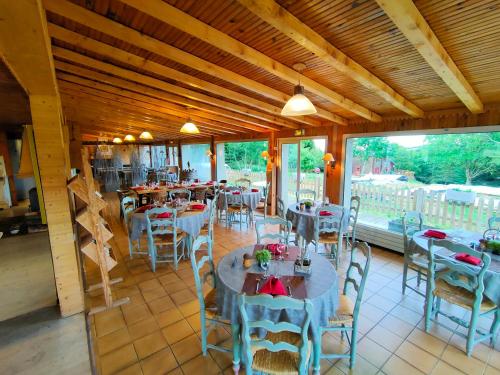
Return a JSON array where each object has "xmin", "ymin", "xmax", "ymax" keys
[
  {"xmin": 210, "ymin": 135, "xmax": 216, "ymax": 181},
  {"xmin": 327, "ymin": 126, "xmax": 341, "ymax": 204},
  {"xmin": 268, "ymin": 131, "xmax": 276, "ymax": 216},
  {"xmin": 30, "ymin": 95, "xmax": 84, "ymax": 316}
]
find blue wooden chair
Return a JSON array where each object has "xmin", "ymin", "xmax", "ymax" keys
[
  {"xmin": 226, "ymin": 189, "xmax": 251, "ymax": 230},
  {"xmin": 168, "ymin": 188, "xmax": 191, "ymax": 202},
  {"xmin": 190, "ymin": 235, "xmax": 232, "ymax": 356},
  {"xmin": 123, "ymin": 198, "xmax": 149, "ymax": 259},
  {"xmin": 255, "ymin": 217, "xmax": 292, "ymax": 245},
  {"xmin": 121, "ymin": 196, "xmax": 136, "ymax": 226},
  {"xmin": 234, "ymin": 178, "xmax": 251, "ymax": 189},
  {"xmin": 488, "ymin": 216, "xmax": 500, "ymax": 230},
  {"xmin": 145, "ymin": 207, "xmax": 186, "ymax": 271},
  {"xmin": 319, "ymin": 241, "xmax": 371, "ymax": 368},
  {"xmin": 296, "ymin": 189, "xmax": 316, "ymax": 203},
  {"xmin": 312, "ymin": 204, "xmax": 345, "ymax": 268},
  {"xmin": 255, "ymin": 182, "xmax": 271, "ymax": 220},
  {"xmin": 402, "ymin": 211, "xmax": 428, "ymax": 296},
  {"xmin": 200, "ymin": 192, "xmax": 219, "ymax": 243},
  {"xmin": 238, "ymin": 294, "xmax": 313, "ymax": 375},
  {"xmin": 343, "ymin": 196, "xmax": 360, "ymax": 251},
  {"xmin": 424, "ymin": 239, "xmax": 499, "ymax": 356}
]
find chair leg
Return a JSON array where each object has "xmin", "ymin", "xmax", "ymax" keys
[
  {"xmin": 466, "ymin": 308, "xmax": 480, "ymax": 356},
  {"xmin": 424, "ymin": 291, "xmax": 434, "ymax": 332},
  {"xmin": 417, "ymin": 270, "xmax": 422, "ymax": 287},
  {"xmin": 490, "ymin": 308, "xmax": 500, "ymax": 347},
  {"xmin": 435, "ymin": 297, "xmax": 441, "ymax": 318},
  {"xmin": 150, "ymin": 245, "xmax": 156, "ymax": 273},
  {"xmin": 350, "ymin": 323, "xmax": 358, "ymax": 369},
  {"xmin": 200, "ymin": 313, "xmax": 208, "ymax": 356},
  {"xmin": 173, "ymin": 243, "xmax": 178, "ymax": 271},
  {"xmin": 402, "ymin": 262, "xmax": 408, "ymax": 295}
]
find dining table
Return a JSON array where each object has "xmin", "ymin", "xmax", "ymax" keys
[
  {"xmin": 218, "ymin": 190, "xmax": 262, "ymax": 211},
  {"xmin": 129, "ymin": 182, "xmax": 215, "ymax": 206},
  {"xmin": 216, "ymin": 245, "xmax": 338, "ymax": 374},
  {"xmin": 411, "ymin": 229, "xmax": 500, "ymax": 305}
]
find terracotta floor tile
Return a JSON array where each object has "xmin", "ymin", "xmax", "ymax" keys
[
  {"xmin": 161, "ymin": 319, "xmax": 195, "ymax": 345},
  {"xmin": 407, "ymin": 328, "xmax": 447, "ymax": 357},
  {"xmin": 382, "ymin": 355, "xmax": 424, "ymax": 375},
  {"xmin": 485, "ymin": 366, "xmax": 500, "ymax": 375},
  {"xmin": 140, "ymin": 347, "xmax": 178, "ymax": 375},
  {"xmin": 141, "ymin": 286, "xmax": 167, "ymax": 302},
  {"xmin": 158, "ymin": 273, "xmax": 182, "ymax": 286},
  {"xmin": 441, "ymin": 344, "xmax": 487, "ymax": 375},
  {"xmin": 134, "ymin": 331, "xmax": 168, "ymax": 360},
  {"xmin": 97, "ymin": 327, "xmax": 132, "ymax": 355},
  {"xmin": 171, "ymin": 334, "xmax": 202, "ymax": 364},
  {"xmin": 138, "ymin": 278, "xmax": 162, "ymax": 293},
  {"xmin": 95, "ymin": 308, "xmax": 127, "ymax": 338},
  {"xmin": 367, "ymin": 325, "xmax": 404, "ymax": 352},
  {"xmin": 155, "ymin": 307, "xmax": 184, "ymax": 328},
  {"xmin": 122, "ymin": 304, "xmax": 153, "ymax": 326},
  {"xmin": 180, "ymin": 354, "xmax": 221, "ymax": 375},
  {"xmin": 100, "ymin": 344, "xmax": 138, "ymax": 375},
  {"xmin": 178, "ymin": 300, "xmax": 200, "ymax": 317},
  {"xmin": 115, "ymin": 363, "xmax": 144, "ymax": 375},
  {"xmin": 170, "ymin": 289, "xmax": 196, "ymax": 306},
  {"xmin": 128, "ymin": 317, "xmax": 159, "ymax": 341},
  {"xmin": 148, "ymin": 295, "xmax": 175, "ymax": 315},
  {"xmin": 395, "ymin": 341, "xmax": 439, "ymax": 373},
  {"xmin": 431, "ymin": 361, "xmax": 466, "ymax": 375},
  {"xmin": 163, "ymin": 280, "xmax": 189, "ymax": 294},
  {"xmin": 357, "ymin": 337, "xmax": 392, "ymax": 368}
]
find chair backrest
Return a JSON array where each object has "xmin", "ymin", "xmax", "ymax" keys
[
  {"xmin": 121, "ymin": 196, "xmax": 136, "ymax": 224},
  {"xmin": 348, "ymin": 195, "xmax": 361, "ymax": 227},
  {"xmin": 488, "ymin": 216, "xmax": 500, "ymax": 230},
  {"xmin": 277, "ymin": 197, "xmax": 285, "ymax": 219},
  {"xmin": 235, "ymin": 178, "xmax": 251, "ymax": 189},
  {"xmin": 238, "ymin": 294, "xmax": 313, "ymax": 375},
  {"xmin": 255, "ymin": 218, "xmax": 292, "ymax": 244},
  {"xmin": 144, "ymin": 207, "xmax": 178, "ymax": 247},
  {"xmin": 169, "ymin": 188, "xmax": 192, "ymax": 201},
  {"xmin": 296, "ymin": 188, "xmax": 316, "ymax": 202},
  {"xmin": 402, "ymin": 211, "xmax": 423, "ymax": 255},
  {"xmin": 206, "ymin": 192, "xmax": 219, "ymax": 239},
  {"xmin": 427, "ymin": 239, "xmax": 491, "ymax": 305},
  {"xmin": 343, "ymin": 241, "xmax": 372, "ymax": 320},
  {"xmin": 313, "ymin": 204, "xmax": 345, "ymax": 240},
  {"xmin": 190, "ymin": 235, "xmax": 216, "ymax": 311},
  {"xmin": 194, "ymin": 187, "xmax": 208, "ymax": 202}
]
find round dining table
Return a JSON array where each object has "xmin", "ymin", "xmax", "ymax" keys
[
  {"xmin": 218, "ymin": 190, "xmax": 262, "ymax": 211},
  {"xmin": 411, "ymin": 229, "xmax": 500, "ymax": 306},
  {"xmin": 216, "ymin": 245, "xmax": 338, "ymax": 374}
]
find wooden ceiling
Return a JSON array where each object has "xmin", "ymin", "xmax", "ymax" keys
[
  {"xmin": 0, "ymin": 59, "xmax": 31, "ymax": 129},
  {"xmin": 40, "ymin": 0, "xmax": 500, "ymax": 141}
]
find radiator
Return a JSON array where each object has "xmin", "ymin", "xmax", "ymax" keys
[{"xmin": 355, "ymin": 223, "xmax": 404, "ymax": 253}]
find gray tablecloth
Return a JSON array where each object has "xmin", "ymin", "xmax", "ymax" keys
[
  {"xmin": 411, "ymin": 229, "xmax": 500, "ymax": 305},
  {"xmin": 286, "ymin": 203, "xmax": 350, "ymax": 243},
  {"xmin": 129, "ymin": 207, "xmax": 209, "ymax": 241},
  {"xmin": 218, "ymin": 191, "xmax": 261, "ymax": 211},
  {"xmin": 216, "ymin": 246, "xmax": 338, "ymax": 340}
]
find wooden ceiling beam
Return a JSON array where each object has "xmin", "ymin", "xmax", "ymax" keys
[
  {"xmin": 120, "ymin": 0, "xmax": 381, "ymax": 122},
  {"xmin": 375, "ymin": 0, "xmax": 483, "ymax": 114},
  {"xmin": 51, "ymin": 49, "xmax": 287, "ymax": 131},
  {"xmin": 238, "ymin": 0, "xmax": 424, "ymax": 118},
  {"xmin": 43, "ymin": 0, "xmax": 335, "ymax": 125},
  {"xmin": 54, "ymin": 65, "xmax": 272, "ymax": 133},
  {"xmin": 47, "ymin": 23, "xmax": 322, "ymax": 128}
]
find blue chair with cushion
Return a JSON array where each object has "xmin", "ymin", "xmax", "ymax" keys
[
  {"xmin": 190, "ymin": 235, "xmax": 231, "ymax": 356},
  {"xmin": 402, "ymin": 211, "xmax": 429, "ymax": 296},
  {"xmin": 238, "ymin": 294, "xmax": 313, "ymax": 375},
  {"xmin": 312, "ymin": 204, "xmax": 345, "ymax": 268},
  {"xmin": 168, "ymin": 188, "xmax": 191, "ymax": 201},
  {"xmin": 296, "ymin": 188, "xmax": 316, "ymax": 203},
  {"xmin": 145, "ymin": 207, "xmax": 186, "ymax": 271},
  {"xmin": 319, "ymin": 241, "xmax": 371, "ymax": 368},
  {"xmin": 255, "ymin": 217, "xmax": 292, "ymax": 245},
  {"xmin": 424, "ymin": 238, "xmax": 499, "ymax": 356}
]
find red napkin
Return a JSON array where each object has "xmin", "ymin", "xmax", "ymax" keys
[
  {"xmin": 232, "ymin": 191, "xmax": 241, "ymax": 195},
  {"xmin": 424, "ymin": 229, "xmax": 447, "ymax": 239},
  {"xmin": 259, "ymin": 276, "xmax": 287, "ymax": 296},
  {"xmin": 266, "ymin": 243, "xmax": 286, "ymax": 254},
  {"xmin": 191, "ymin": 204, "xmax": 206, "ymax": 210},
  {"xmin": 251, "ymin": 188, "xmax": 259, "ymax": 192},
  {"xmin": 455, "ymin": 253, "xmax": 482, "ymax": 266},
  {"xmin": 190, "ymin": 183, "xmax": 197, "ymax": 187},
  {"xmin": 156, "ymin": 212, "xmax": 172, "ymax": 219},
  {"xmin": 319, "ymin": 211, "xmax": 333, "ymax": 216},
  {"xmin": 206, "ymin": 181, "xmax": 214, "ymax": 185},
  {"xmin": 153, "ymin": 187, "xmax": 161, "ymax": 190},
  {"xmin": 136, "ymin": 204, "xmax": 154, "ymax": 213},
  {"xmin": 130, "ymin": 186, "xmax": 142, "ymax": 191}
]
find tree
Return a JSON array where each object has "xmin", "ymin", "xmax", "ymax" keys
[{"xmin": 353, "ymin": 137, "xmax": 390, "ymax": 174}]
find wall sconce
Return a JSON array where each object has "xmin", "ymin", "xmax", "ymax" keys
[
  {"xmin": 261, "ymin": 150, "xmax": 273, "ymax": 162},
  {"xmin": 323, "ymin": 152, "xmax": 336, "ymax": 175},
  {"xmin": 206, "ymin": 149, "xmax": 215, "ymax": 160}
]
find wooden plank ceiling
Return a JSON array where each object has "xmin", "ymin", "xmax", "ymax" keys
[{"xmin": 40, "ymin": 0, "xmax": 500, "ymax": 142}]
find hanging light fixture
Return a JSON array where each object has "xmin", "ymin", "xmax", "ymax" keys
[
  {"xmin": 124, "ymin": 134, "xmax": 136, "ymax": 142},
  {"xmin": 139, "ymin": 131, "xmax": 154, "ymax": 140},
  {"xmin": 180, "ymin": 120, "xmax": 200, "ymax": 134},
  {"xmin": 281, "ymin": 62, "xmax": 317, "ymax": 117},
  {"xmin": 112, "ymin": 137, "xmax": 123, "ymax": 144}
]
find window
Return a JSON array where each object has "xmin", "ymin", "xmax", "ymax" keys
[
  {"xmin": 151, "ymin": 145, "xmax": 166, "ymax": 169},
  {"xmin": 181, "ymin": 143, "xmax": 211, "ymax": 181},
  {"xmin": 216, "ymin": 140, "xmax": 268, "ymax": 184}
]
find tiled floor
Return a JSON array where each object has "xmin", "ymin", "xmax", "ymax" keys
[{"xmin": 87, "ymin": 196, "xmax": 499, "ymax": 375}]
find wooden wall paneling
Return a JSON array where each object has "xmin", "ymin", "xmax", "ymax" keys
[{"xmin": 0, "ymin": 131, "xmax": 18, "ymax": 204}]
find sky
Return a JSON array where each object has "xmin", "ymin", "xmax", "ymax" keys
[{"xmin": 387, "ymin": 135, "xmax": 426, "ymax": 148}]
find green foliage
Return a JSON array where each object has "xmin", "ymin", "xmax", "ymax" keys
[
  {"xmin": 255, "ymin": 249, "xmax": 272, "ymax": 263},
  {"xmin": 224, "ymin": 141, "xmax": 268, "ymax": 172}
]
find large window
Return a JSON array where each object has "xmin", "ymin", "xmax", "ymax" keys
[
  {"xmin": 181, "ymin": 143, "xmax": 211, "ymax": 181},
  {"xmin": 216, "ymin": 140, "xmax": 268, "ymax": 185},
  {"xmin": 151, "ymin": 145, "xmax": 166, "ymax": 169},
  {"xmin": 343, "ymin": 131, "xmax": 500, "ymax": 239}
]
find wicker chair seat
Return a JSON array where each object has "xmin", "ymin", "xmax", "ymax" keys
[
  {"xmin": 318, "ymin": 232, "xmax": 339, "ymax": 244},
  {"xmin": 434, "ymin": 279, "xmax": 497, "ymax": 312},
  {"xmin": 251, "ymin": 331, "xmax": 311, "ymax": 375},
  {"xmin": 228, "ymin": 205, "xmax": 249, "ymax": 212},
  {"xmin": 153, "ymin": 231, "xmax": 187, "ymax": 245},
  {"xmin": 204, "ymin": 288, "xmax": 230, "ymax": 323},
  {"xmin": 328, "ymin": 295, "xmax": 355, "ymax": 325}
]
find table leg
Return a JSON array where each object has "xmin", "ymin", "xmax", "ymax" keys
[{"xmin": 231, "ymin": 322, "xmax": 241, "ymax": 374}]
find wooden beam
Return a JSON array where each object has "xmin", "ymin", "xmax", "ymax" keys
[
  {"xmin": 48, "ymin": 24, "xmax": 317, "ymax": 129},
  {"xmin": 51, "ymin": 49, "xmax": 291, "ymax": 130},
  {"xmin": 0, "ymin": 0, "xmax": 84, "ymax": 317},
  {"xmin": 120, "ymin": 0, "xmax": 382, "ymax": 122},
  {"xmin": 43, "ymin": 0, "xmax": 336, "ymax": 126},
  {"xmin": 238, "ymin": 0, "xmax": 424, "ymax": 118},
  {"xmin": 375, "ymin": 0, "xmax": 483, "ymax": 114}
]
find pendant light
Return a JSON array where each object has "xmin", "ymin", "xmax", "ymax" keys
[
  {"xmin": 112, "ymin": 137, "xmax": 123, "ymax": 144},
  {"xmin": 139, "ymin": 131, "xmax": 153, "ymax": 140},
  {"xmin": 124, "ymin": 134, "xmax": 136, "ymax": 142},
  {"xmin": 281, "ymin": 62, "xmax": 317, "ymax": 117},
  {"xmin": 180, "ymin": 120, "xmax": 200, "ymax": 134}
]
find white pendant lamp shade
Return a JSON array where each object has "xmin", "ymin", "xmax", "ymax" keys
[
  {"xmin": 180, "ymin": 121, "xmax": 200, "ymax": 134},
  {"xmin": 124, "ymin": 134, "xmax": 136, "ymax": 142},
  {"xmin": 281, "ymin": 84, "xmax": 317, "ymax": 116},
  {"xmin": 139, "ymin": 131, "xmax": 153, "ymax": 140},
  {"xmin": 112, "ymin": 137, "xmax": 123, "ymax": 144}
]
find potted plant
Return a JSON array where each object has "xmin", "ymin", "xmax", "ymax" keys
[
  {"xmin": 304, "ymin": 200, "xmax": 314, "ymax": 210},
  {"xmin": 255, "ymin": 249, "xmax": 272, "ymax": 270}
]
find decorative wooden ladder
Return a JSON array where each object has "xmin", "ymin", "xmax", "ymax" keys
[{"xmin": 68, "ymin": 148, "xmax": 129, "ymax": 315}]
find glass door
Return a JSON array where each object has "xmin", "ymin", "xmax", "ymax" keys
[{"xmin": 278, "ymin": 138, "xmax": 326, "ymax": 207}]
